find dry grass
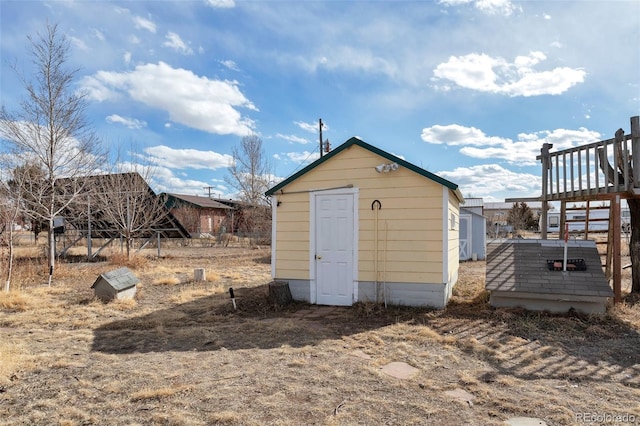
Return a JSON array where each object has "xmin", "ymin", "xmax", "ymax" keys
[
  {"xmin": 151, "ymin": 275, "xmax": 181, "ymax": 286},
  {"xmin": 0, "ymin": 339, "xmax": 30, "ymax": 386},
  {"xmin": 0, "ymin": 291, "xmax": 29, "ymax": 312},
  {"xmin": 108, "ymin": 252, "xmax": 150, "ymax": 270},
  {"xmin": 0, "ymin": 245, "xmax": 639, "ymax": 425},
  {"xmin": 130, "ymin": 385, "xmax": 189, "ymax": 402}
]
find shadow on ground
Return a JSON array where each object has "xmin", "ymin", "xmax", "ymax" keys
[
  {"xmin": 91, "ymin": 284, "xmax": 416, "ymax": 354},
  {"xmin": 426, "ymin": 294, "xmax": 640, "ymax": 388},
  {"xmin": 92, "ymin": 281, "xmax": 640, "ymax": 387}
]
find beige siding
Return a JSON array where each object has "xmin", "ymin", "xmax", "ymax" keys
[
  {"xmin": 274, "ymin": 144, "xmax": 447, "ymax": 283},
  {"xmin": 446, "ymin": 190, "xmax": 460, "ymax": 287}
]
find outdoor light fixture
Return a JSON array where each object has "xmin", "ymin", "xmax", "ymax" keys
[{"xmin": 374, "ymin": 162, "xmax": 399, "ymax": 173}]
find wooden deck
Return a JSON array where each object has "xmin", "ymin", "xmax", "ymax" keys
[
  {"xmin": 537, "ymin": 116, "xmax": 640, "ymax": 202},
  {"xmin": 506, "ymin": 116, "xmax": 640, "ymax": 303}
]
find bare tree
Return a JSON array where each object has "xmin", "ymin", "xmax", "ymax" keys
[
  {"xmin": 0, "ymin": 180, "xmax": 23, "ymax": 292},
  {"xmin": 1, "ymin": 162, "xmax": 52, "ymax": 291},
  {"xmin": 226, "ymin": 134, "xmax": 272, "ymax": 206},
  {"xmin": 0, "ymin": 23, "xmax": 105, "ymax": 285},
  {"xmin": 225, "ymin": 134, "xmax": 273, "ymax": 245},
  {"xmin": 92, "ymin": 171, "xmax": 172, "ymax": 259}
]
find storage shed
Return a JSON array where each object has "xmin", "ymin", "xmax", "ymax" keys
[
  {"xmin": 91, "ymin": 267, "xmax": 139, "ymax": 302},
  {"xmin": 265, "ymin": 137, "xmax": 464, "ymax": 308},
  {"xmin": 459, "ymin": 207, "xmax": 486, "ymax": 261}
]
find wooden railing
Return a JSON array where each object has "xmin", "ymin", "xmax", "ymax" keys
[{"xmin": 537, "ymin": 116, "xmax": 640, "ymax": 201}]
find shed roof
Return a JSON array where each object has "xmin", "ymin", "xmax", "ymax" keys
[
  {"xmin": 460, "ymin": 207, "xmax": 486, "ymax": 219},
  {"xmin": 485, "ymin": 201, "xmax": 544, "ymax": 210},
  {"xmin": 166, "ymin": 193, "xmax": 232, "ymax": 209},
  {"xmin": 265, "ymin": 137, "xmax": 463, "ymax": 201},
  {"xmin": 462, "ymin": 198, "xmax": 484, "ymax": 208}
]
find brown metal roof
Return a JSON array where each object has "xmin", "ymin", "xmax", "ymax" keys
[{"xmin": 166, "ymin": 193, "xmax": 232, "ymax": 209}]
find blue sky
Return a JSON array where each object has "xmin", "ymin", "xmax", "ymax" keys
[{"xmin": 1, "ymin": 0, "xmax": 638, "ymax": 202}]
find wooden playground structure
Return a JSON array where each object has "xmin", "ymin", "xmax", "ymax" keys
[{"xmin": 508, "ymin": 116, "xmax": 640, "ymax": 303}]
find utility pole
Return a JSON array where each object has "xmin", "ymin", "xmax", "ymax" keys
[
  {"xmin": 319, "ymin": 118, "xmax": 324, "ymax": 158},
  {"xmin": 204, "ymin": 186, "xmax": 214, "ymax": 198}
]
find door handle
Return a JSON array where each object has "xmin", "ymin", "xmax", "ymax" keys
[{"xmin": 315, "ymin": 254, "xmax": 322, "ymax": 260}]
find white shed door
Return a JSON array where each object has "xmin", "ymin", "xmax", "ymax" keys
[
  {"xmin": 315, "ymin": 193, "xmax": 354, "ymax": 306},
  {"xmin": 459, "ymin": 215, "xmax": 471, "ymax": 260}
]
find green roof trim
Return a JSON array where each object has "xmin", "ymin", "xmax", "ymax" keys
[{"xmin": 266, "ymin": 137, "xmax": 462, "ymax": 200}]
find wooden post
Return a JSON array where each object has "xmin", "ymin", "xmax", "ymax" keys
[
  {"xmin": 584, "ymin": 201, "xmax": 590, "ymax": 241},
  {"xmin": 612, "ymin": 195, "xmax": 622, "ymax": 303},
  {"xmin": 605, "ymin": 202, "xmax": 614, "ymax": 281},
  {"xmin": 540, "ymin": 143, "xmax": 552, "ymax": 239},
  {"xmin": 632, "ymin": 116, "xmax": 640, "ymax": 188},
  {"xmin": 560, "ymin": 201, "xmax": 567, "ymax": 241},
  {"xmin": 268, "ymin": 280, "xmax": 293, "ymax": 306},
  {"xmin": 87, "ymin": 196, "xmax": 92, "ymax": 258},
  {"xmin": 194, "ymin": 268, "xmax": 206, "ymax": 281}
]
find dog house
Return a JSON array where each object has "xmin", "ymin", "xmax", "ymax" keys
[{"xmin": 91, "ymin": 267, "xmax": 139, "ymax": 302}]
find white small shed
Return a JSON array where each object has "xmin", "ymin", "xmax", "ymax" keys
[
  {"xmin": 91, "ymin": 267, "xmax": 139, "ymax": 302},
  {"xmin": 459, "ymin": 207, "xmax": 486, "ymax": 261}
]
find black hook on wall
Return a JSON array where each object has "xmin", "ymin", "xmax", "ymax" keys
[{"xmin": 371, "ymin": 200, "xmax": 382, "ymax": 210}]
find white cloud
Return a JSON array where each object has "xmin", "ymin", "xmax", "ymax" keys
[
  {"xmin": 81, "ymin": 61, "xmax": 256, "ymax": 136},
  {"xmin": 123, "ymin": 51, "xmax": 132, "ymax": 65},
  {"xmin": 438, "ymin": 0, "xmax": 518, "ymax": 16},
  {"xmin": 421, "ymin": 124, "xmax": 510, "ymax": 147},
  {"xmin": 276, "ymin": 133, "xmax": 310, "ymax": 144},
  {"xmin": 438, "ymin": 164, "xmax": 541, "ymax": 200},
  {"xmin": 279, "ymin": 150, "xmax": 320, "ymax": 164},
  {"xmin": 148, "ymin": 165, "xmax": 218, "ymax": 195},
  {"xmin": 474, "ymin": 0, "xmax": 518, "ymax": 15},
  {"xmin": 143, "ymin": 145, "xmax": 233, "ymax": 170},
  {"xmin": 295, "ymin": 120, "xmax": 320, "ymax": 133},
  {"xmin": 133, "ymin": 15, "xmax": 156, "ymax": 33},
  {"xmin": 69, "ymin": 36, "xmax": 88, "ymax": 50},
  {"xmin": 93, "ymin": 29, "xmax": 105, "ymax": 41},
  {"xmin": 220, "ymin": 59, "xmax": 239, "ymax": 71},
  {"xmin": 422, "ymin": 124, "xmax": 602, "ymax": 166},
  {"xmin": 106, "ymin": 114, "xmax": 147, "ymax": 129},
  {"xmin": 206, "ymin": 0, "xmax": 236, "ymax": 8},
  {"xmin": 432, "ymin": 51, "xmax": 586, "ymax": 97},
  {"xmin": 163, "ymin": 31, "xmax": 194, "ymax": 55},
  {"xmin": 304, "ymin": 46, "xmax": 398, "ymax": 78}
]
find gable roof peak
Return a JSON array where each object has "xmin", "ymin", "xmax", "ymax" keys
[{"xmin": 266, "ymin": 136, "xmax": 463, "ymax": 202}]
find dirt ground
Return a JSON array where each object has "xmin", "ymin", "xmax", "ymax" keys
[{"xmin": 1, "ymin": 246, "xmax": 639, "ymax": 425}]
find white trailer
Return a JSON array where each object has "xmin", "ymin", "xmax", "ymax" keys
[{"xmin": 543, "ymin": 207, "xmax": 630, "ymax": 234}]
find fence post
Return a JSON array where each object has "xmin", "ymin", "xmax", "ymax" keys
[
  {"xmin": 540, "ymin": 143, "xmax": 552, "ymax": 239},
  {"xmin": 632, "ymin": 116, "xmax": 640, "ymax": 189}
]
